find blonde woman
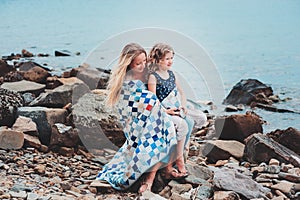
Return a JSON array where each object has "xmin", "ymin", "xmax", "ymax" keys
[{"xmin": 96, "ymin": 43, "xmax": 177, "ymax": 193}]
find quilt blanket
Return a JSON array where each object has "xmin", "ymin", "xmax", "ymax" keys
[{"xmin": 96, "ymin": 80, "xmax": 177, "ymax": 190}]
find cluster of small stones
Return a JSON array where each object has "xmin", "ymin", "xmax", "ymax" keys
[
  {"xmin": 0, "ymin": 148, "xmax": 138, "ymax": 200},
  {"xmin": 0, "ymin": 88, "xmax": 24, "ymax": 122}
]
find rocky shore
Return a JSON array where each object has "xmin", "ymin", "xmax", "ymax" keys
[{"xmin": 0, "ymin": 50, "xmax": 300, "ymax": 200}]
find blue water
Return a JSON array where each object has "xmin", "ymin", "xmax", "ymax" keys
[{"xmin": 0, "ymin": 0, "xmax": 299, "ymax": 132}]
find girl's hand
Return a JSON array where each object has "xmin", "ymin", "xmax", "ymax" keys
[
  {"xmin": 165, "ymin": 107, "xmax": 180, "ymax": 116},
  {"xmin": 180, "ymin": 106, "xmax": 188, "ymax": 115}
]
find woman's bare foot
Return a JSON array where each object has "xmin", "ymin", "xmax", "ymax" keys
[{"xmin": 138, "ymin": 182, "xmax": 152, "ymax": 194}]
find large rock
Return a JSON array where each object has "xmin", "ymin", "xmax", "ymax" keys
[
  {"xmin": 0, "ymin": 129, "xmax": 24, "ymax": 150},
  {"xmin": 215, "ymin": 112, "xmax": 263, "ymax": 143},
  {"xmin": 267, "ymin": 127, "xmax": 300, "ymax": 155},
  {"xmin": 29, "ymin": 80, "xmax": 90, "ymax": 108},
  {"xmin": 71, "ymin": 66, "xmax": 110, "ymax": 90},
  {"xmin": 17, "ymin": 107, "xmax": 67, "ymax": 145},
  {"xmin": 244, "ymin": 133, "xmax": 300, "ymax": 167},
  {"xmin": 1, "ymin": 80, "xmax": 45, "ymax": 96},
  {"xmin": 72, "ymin": 90, "xmax": 123, "ymax": 152},
  {"xmin": 223, "ymin": 79, "xmax": 273, "ymax": 105},
  {"xmin": 0, "ymin": 88, "xmax": 24, "ymax": 126},
  {"xmin": 0, "ymin": 59, "xmax": 14, "ymax": 77},
  {"xmin": 23, "ymin": 66, "xmax": 50, "ymax": 84},
  {"xmin": 213, "ymin": 167, "xmax": 270, "ymax": 199},
  {"xmin": 203, "ymin": 140, "xmax": 245, "ymax": 163}
]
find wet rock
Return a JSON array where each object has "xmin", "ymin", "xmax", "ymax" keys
[
  {"xmin": 223, "ymin": 79, "xmax": 273, "ymax": 105},
  {"xmin": 0, "ymin": 88, "xmax": 24, "ymax": 126},
  {"xmin": 267, "ymin": 127, "xmax": 300, "ymax": 155},
  {"xmin": 213, "ymin": 167, "xmax": 270, "ymax": 199},
  {"xmin": 215, "ymin": 113, "xmax": 263, "ymax": 143},
  {"xmin": 23, "ymin": 66, "xmax": 51, "ymax": 84},
  {"xmin": 12, "ymin": 116, "xmax": 38, "ymax": 136},
  {"xmin": 54, "ymin": 50, "xmax": 71, "ymax": 56},
  {"xmin": 244, "ymin": 133, "xmax": 300, "ymax": 167},
  {"xmin": 203, "ymin": 140, "xmax": 245, "ymax": 163},
  {"xmin": 17, "ymin": 107, "xmax": 67, "ymax": 145},
  {"xmin": 0, "ymin": 59, "xmax": 14, "ymax": 77},
  {"xmin": 21, "ymin": 49, "xmax": 34, "ymax": 57},
  {"xmin": 30, "ymin": 81, "xmax": 90, "ymax": 108},
  {"xmin": 225, "ymin": 105, "xmax": 238, "ymax": 112},
  {"xmin": 50, "ymin": 123, "xmax": 79, "ymax": 148},
  {"xmin": 1, "ymin": 80, "xmax": 45, "ymax": 96}
]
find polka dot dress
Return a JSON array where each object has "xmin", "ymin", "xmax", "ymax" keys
[{"xmin": 152, "ymin": 70, "xmax": 176, "ymax": 102}]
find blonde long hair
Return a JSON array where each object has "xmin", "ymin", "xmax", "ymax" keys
[
  {"xmin": 106, "ymin": 43, "xmax": 147, "ymax": 106},
  {"xmin": 148, "ymin": 43, "xmax": 174, "ymax": 73}
]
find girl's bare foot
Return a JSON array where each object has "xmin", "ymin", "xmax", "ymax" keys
[{"xmin": 176, "ymin": 156, "xmax": 188, "ymax": 175}]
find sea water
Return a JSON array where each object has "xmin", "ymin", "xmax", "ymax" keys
[{"xmin": 0, "ymin": 0, "xmax": 299, "ymax": 132}]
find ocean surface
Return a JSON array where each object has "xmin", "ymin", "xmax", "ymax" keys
[{"xmin": 0, "ymin": 0, "xmax": 299, "ymax": 132}]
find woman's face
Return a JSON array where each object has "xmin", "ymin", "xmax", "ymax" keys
[
  {"xmin": 159, "ymin": 52, "xmax": 173, "ymax": 70},
  {"xmin": 130, "ymin": 52, "xmax": 146, "ymax": 74}
]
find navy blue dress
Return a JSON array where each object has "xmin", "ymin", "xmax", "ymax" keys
[{"xmin": 152, "ymin": 70, "xmax": 176, "ymax": 102}]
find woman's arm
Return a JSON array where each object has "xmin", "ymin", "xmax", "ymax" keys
[{"xmin": 147, "ymin": 74, "xmax": 157, "ymax": 94}]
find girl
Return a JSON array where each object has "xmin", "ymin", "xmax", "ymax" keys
[{"xmin": 148, "ymin": 43, "xmax": 194, "ymax": 177}]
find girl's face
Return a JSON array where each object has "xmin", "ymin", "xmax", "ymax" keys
[
  {"xmin": 130, "ymin": 52, "xmax": 146, "ymax": 74},
  {"xmin": 159, "ymin": 52, "xmax": 173, "ymax": 70}
]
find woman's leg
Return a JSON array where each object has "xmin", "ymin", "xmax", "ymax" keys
[{"xmin": 138, "ymin": 162, "xmax": 162, "ymax": 193}]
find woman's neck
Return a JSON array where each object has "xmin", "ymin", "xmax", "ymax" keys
[{"xmin": 126, "ymin": 72, "xmax": 145, "ymax": 82}]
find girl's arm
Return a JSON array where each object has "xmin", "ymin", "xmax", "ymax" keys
[{"xmin": 174, "ymin": 72, "xmax": 187, "ymax": 114}]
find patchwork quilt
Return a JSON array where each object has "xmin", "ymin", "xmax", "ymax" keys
[{"xmin": 96, "ymin": 80, "xmax": 177, "ymax": 190}]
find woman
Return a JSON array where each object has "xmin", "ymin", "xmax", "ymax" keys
[{"xmin": 96, "ymin": 43, "xmax": 177, "ymax": 193}]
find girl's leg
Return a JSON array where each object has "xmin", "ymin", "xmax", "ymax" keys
[
  {"xmin": 176, "ymin": 138, "xmax": 188, "ymax": 174},
  {"xmin": 171, "ymin": 115, "xmax": 189, "ymax": 174}
]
